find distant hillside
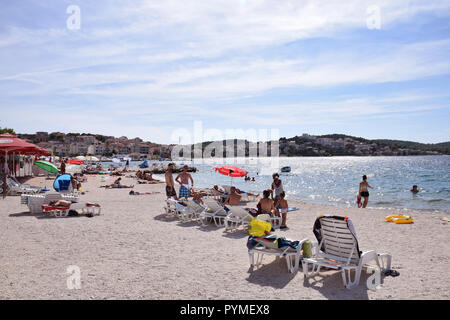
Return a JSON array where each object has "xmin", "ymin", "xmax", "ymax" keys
[
  {"xmin": 317, "ymin": 134, "xmax": 450, "ymax": 155},
  {"xmin": 371, "ymin": 139, "xmax": 450, "ymax": 154},
  {"xmin": 435, "ymin": 141, "xmax": 450, "ymax": 148}
]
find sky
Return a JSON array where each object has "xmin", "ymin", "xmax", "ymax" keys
[{"xmin": 0, "ymin": 0, "xmax": 449, "ymax": 144}]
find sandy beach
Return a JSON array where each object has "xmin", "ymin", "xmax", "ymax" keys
[{"xmin": 1, "ymin": 174, "xmax": 449, "ymax": 300}]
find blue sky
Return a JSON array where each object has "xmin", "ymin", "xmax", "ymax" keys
[{"xmin": 0, "ymin": 0, "xmax": 449, "ymax": 144}]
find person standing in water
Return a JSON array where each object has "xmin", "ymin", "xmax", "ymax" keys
[{"xmin": 359, "ymin": 175, "xmax": 373, "ymax": 208}]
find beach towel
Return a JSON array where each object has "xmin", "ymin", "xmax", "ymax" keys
[{"xmin": 247, "ymin": 235, "xmax": 300, "ymax": 250}]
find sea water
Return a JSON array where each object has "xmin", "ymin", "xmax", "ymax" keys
[{"xmin": 108, "ymin": 156, "xmax": 450, "ymax": 213}]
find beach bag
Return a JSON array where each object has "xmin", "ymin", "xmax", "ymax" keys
[
  {"xmin": 302, "ymin": 240, "xmax": 312, "ymax": 258},
  {"xmin": 248, "ymin": 218, "xmax": 272, "ymax": 237}
]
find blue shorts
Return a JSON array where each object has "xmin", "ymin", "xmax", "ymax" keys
[{"xmin": 179, "ymin": 186, "xmax": 190, "ymax": 198}]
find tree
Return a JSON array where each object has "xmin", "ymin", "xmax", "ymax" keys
[{"xmin": 0, "ymin": 127, "xmax": 16, "ymax": 135}]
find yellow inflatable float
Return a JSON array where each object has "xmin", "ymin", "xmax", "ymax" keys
[{"xmin": 385, "ymin": 215, "xmax": 414, "ymax": 224}]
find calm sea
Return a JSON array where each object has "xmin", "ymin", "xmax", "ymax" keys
[{"xmin": 106, "ymin": 156, "xmax": 450, "ymax": 213}]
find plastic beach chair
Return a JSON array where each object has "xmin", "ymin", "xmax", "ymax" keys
[
  {"xmin": 248, "ymin": 235, "xmax": 309, "ymax": 273},
  {"xmin": 164, "ymin": 199, "xmax": 186, "ymax": 218},
  {"xmin": 199, "ymin": 198, "xmax": 229, "ymax": 227},
  {"xmin": 302, "ymin": 215, "xmax": 392, "ymax": 289},
  {"xmin": 224, "ymin": 205, "xmax": 253, "ymax": 231},
  {"xmin": 181, "ymin": 199, "xmax": 207, "ymax": 222}
]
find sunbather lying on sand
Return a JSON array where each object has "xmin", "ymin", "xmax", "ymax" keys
[
  {"xmin": 47, "ymin": 200, "xmax": 100, "ymax": 208},
  {"xmin": 104, "ymin": 178, "xmax": 134, "ymax": 189},
  {"xmin": 129, "ymin": 190, "xmax": 160, "ymax": 195},
  {"xmin": 137, "ymin": 180, "xmax": 162, "ymax": 184}
]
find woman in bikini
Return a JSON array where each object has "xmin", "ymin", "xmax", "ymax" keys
[{"xmin": 359, "ymin": 175, "xmax": 373, "ymax": 208}]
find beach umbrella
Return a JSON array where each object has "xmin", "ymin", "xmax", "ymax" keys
[
  {"xmin": 0, "ymin": 133, "xmax": 45, "ymax": 198},
  {"xmin": 215, "ymin": 166, "xmax": 248, "ymax": 186},
  {"xmin": 0, "ymin": 133, "xmax": 40, "ymax": 154},
  {"xmin": 34, "ymin": 160, "xmax": 59, "ymax": 175},
  {"xmin": 67, "ymin": 159, "xmax": 84, "ymax": 165}
]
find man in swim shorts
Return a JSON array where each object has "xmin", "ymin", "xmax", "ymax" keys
[
  {"xmin": 176, "ymin": 165, "xmax": 194, "ymax": 199},
  {"xmin": 165, "ymin": 163, "xmax": 178, "ymax": 200}
]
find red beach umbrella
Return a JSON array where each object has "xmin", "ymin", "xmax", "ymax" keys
[
  {"xmin": 215, "ymin": 166, "xmax": 248, "ymax": 186},
  {"xmin": 215, "ymin": 166, "xmax": 248, "ymax": 177},
  {"xmin": 0, "ymin": 133, "xmax": 39, "ymax": 154},
  {"xmin": 0, "ymin": 133, "xmax": 46, "ymax": 198},
  {"xmin": 67, "ymin": 159, "xmax": 84, "ymax": 165}
]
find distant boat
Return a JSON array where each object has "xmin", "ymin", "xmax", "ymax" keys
[{"xmin": 281, "ymin": 166, "xmax": 291, "ymax": 173}]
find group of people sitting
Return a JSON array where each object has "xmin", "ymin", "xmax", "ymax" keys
[{"xmin": 167, "ymin": 172, "xmax": 289, "ymax": 229}]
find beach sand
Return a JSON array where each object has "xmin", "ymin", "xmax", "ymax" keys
[{"xmin": 1, "ymin": 174, "xmax": 449, "ymax": 300}]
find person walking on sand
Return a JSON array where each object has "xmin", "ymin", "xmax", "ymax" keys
[
  {"xmin": 176, "ymin": 165, "xmax": 194, "ymax": 199},
  {"xmin": 60, "ymin": 159, "xmax": 66, "ymax": 175},
  {"xmin": 359, "ymin": 175, "xmax": 373, "ymax": 208},
  {"xmin": 165, "ymin": 163, "xmax": 178, "ymax": 200}
]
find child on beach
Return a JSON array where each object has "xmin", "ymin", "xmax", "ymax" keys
[
  {"xmin": 356, "ymin": 194, "xmax": 362, "ymax": 208},
  {"xmin": 276, "ymin": 192, "xmax": 289, "ymax": 229}
]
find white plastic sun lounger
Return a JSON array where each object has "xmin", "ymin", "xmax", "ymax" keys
[
  {"xmin": 164, "ymin": 199, "xmax": 185, "ymax": 218},
  {"xmin": 181, "ymin": 200, "xmax": 207, "ymax": 222},
  {"xmin": 23, "ymin": 192, "xmax": 79, "ymax": 213},
  {"xmin": 199, "ymin": 198, "xmax": 229, "ymax": 227},
  {"xmin": 204, "ymin": 189, "xmax": 223, "ymax": 201},
  {"xmin": 3, "ymin": 177, "xmax": 41, "ymax": 196},
  {"xmin": 224, "ymin": 205, "xmax": 253, "ymax": 231},
  {"xmin": 249, "ymin": 237, "xmax": 309, "ymax": 273},
  {"xmin": 9, "ymin": 176, "xmax": 42, "ymax": 193},
  {"xmin": 302, "ymin": 215, "xmax": 392, "ymax": 289}
]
